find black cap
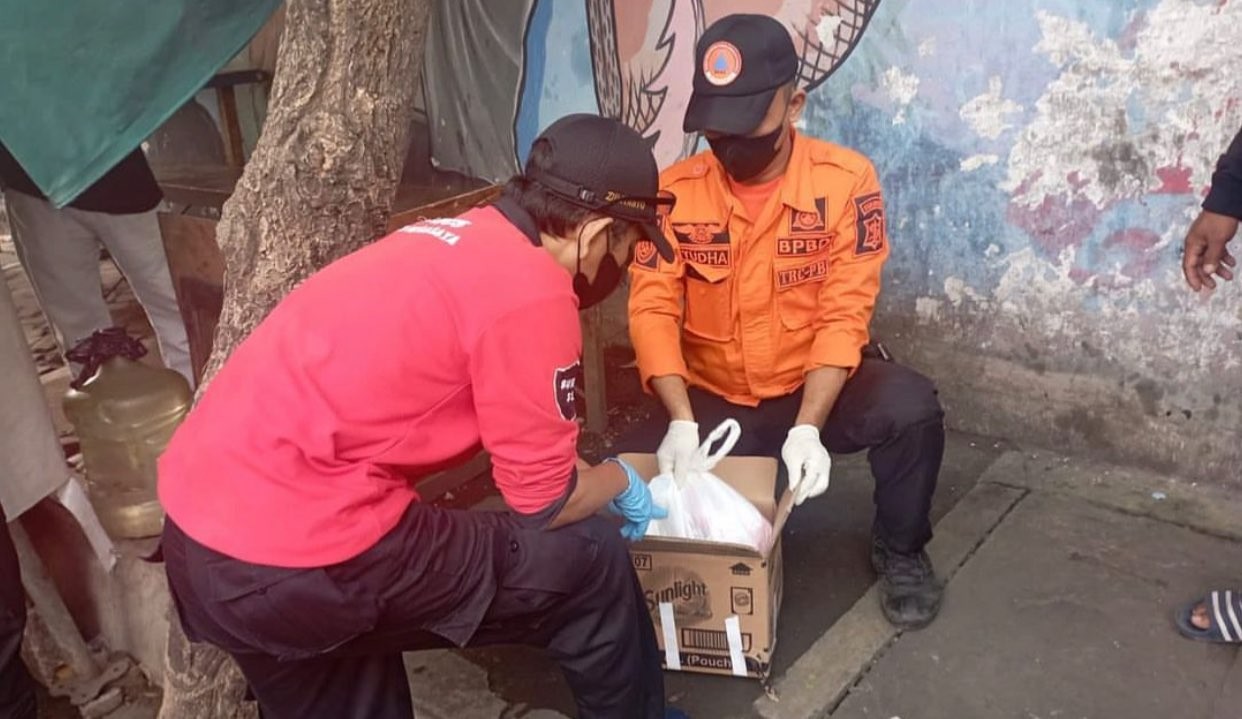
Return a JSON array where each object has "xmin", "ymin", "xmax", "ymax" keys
[
  {"xmin": 526, "ymin": 114, "xmax": 675, "ymax": 262},
  {"xmin": 684, "ymin": 14, "xmax": 798, "ymax": 136}
]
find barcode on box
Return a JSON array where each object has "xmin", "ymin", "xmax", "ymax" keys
[{"xmin": 681, "ymin": 627, "xmax": 752, "ymax": 652}]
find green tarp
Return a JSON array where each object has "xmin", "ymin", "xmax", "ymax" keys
[{"xmin": 0, "ymin": 0, "xmax": 281, "ymax": 207}]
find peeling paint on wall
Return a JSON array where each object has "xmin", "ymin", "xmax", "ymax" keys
[
  {"xmin": 798, "ymin": 0, "xmax": 1242, "ymax": 476},
  {"xmin": 1006, "ymin": 2, "xmax": 1242, "ymax": 212},
  {"xmin": 882, "ymin": 66, "xmax": 920, "ymax": 125},
  {"xmin": 960, "ymin": 77, "xmax": 1023, "ymax": 141},
  {"xmin": 816, "ymin": 14, "xmax": 844, "ymax": 47},
  {"xmin": 960, "ymin": 154, "xmax": 999, "ymax": 172},
  {"xmin": 427, "ymin": 0, "xmax": 1242, "ymax": 477}
]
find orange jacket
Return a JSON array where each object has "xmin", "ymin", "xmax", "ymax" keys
[{"xmin": 628, "ymin": 132, "xmax": 889, "ymax": 406}]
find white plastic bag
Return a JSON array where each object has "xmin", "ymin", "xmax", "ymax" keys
[{"xmin": 646, "ymin": 419, "xmax": 774, "ymax": 554}]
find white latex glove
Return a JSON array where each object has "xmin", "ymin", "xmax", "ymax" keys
[
  {"xmin": 657, "ymin": 420, "xmax": 700, "ymax": 483},
  {"xmin": 781, "ymin": 425, "xmax": 832, "ymax": 505}
]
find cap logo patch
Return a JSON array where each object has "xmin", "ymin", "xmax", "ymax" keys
[
  {"xmin": 703, "ymin": 42, "xmax": 742, "ymax": 86},
  {"xmin": 603, "ymin": 190, "xmax": 649, "ymax": 212}
]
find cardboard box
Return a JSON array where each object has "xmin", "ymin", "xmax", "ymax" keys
[{"xmin": 620, "ymin": 453, "xmax": 793, "ymax": 680}]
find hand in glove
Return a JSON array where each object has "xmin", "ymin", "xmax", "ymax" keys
[
  {"xmin": 781, "ymin": 425, "xmax": 832, "ymax": 505},
  {"xmin": 657, "ymin": 420, "xmax": 700, "ymax": 484},
  {"xmin": 605, "ymin": 458, "xmax": 669, "ymax": 540}
]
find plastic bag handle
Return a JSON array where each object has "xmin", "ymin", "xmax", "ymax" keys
[{"xmin": 696, "ymin": 418, "xmax": 741, "ymax": 471}]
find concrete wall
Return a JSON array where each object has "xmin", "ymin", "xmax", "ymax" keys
[
  {"xmin": 819, "ymin": 0, "xmax": 1242, "ymax": 484},
  {"xmin": 508, "ymin": 0, "xmax": 1242, "ymax": 484}
]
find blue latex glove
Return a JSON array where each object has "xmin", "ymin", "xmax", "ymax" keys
[{"xmin": 604, "ymin": 458, "xmax": 668, "ymax": 541}]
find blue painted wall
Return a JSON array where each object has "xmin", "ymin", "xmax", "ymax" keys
[{"xmin": 513, "ymin": 0, "xmax": 1242, "ymax": 479}]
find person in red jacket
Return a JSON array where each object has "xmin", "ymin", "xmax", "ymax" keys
[{"xmin": 158, "ymin": 115, "xmax": 684, "ymax": 719}]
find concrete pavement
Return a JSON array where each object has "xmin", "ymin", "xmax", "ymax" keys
[
  {"xmin": 831, "ymin": 491, "xmax": 1241, "ymax": 719},
  {"xmin": 764, "ymin": 449, "xmax": 1242, "ymax": 719},
  {"xmin": 406, "ymin": 445, "xmax": 1242, "ymax": 719}
]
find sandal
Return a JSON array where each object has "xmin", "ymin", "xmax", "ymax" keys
[{"xmin": 1175, "ymin": 590, "xmax": 1242, "ymax": 643}]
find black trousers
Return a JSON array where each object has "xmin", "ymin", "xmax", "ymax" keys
[
  {"xmin": 0, "ymin": 507, "xmax": 37, "ymax": 719},
  {"xmin": 162, "ymin": 503, "xmax": 665, "ymax": 719},
  {"xmin": 617, "ymin": 357, "xmax": 945, "ymax": 554}
]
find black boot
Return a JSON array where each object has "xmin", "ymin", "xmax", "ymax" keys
[{"xmin": 871, "ymin": 534, "xmax": 943, "ymax": 629}]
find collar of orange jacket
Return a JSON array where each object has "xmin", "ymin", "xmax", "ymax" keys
[{"xmin": 704, "ymin": 129, "xmax": 823, "ymax": 217}]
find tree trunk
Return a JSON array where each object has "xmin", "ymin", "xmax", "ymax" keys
[{"xmin": 158, "ymin": 0, "xmax": 429, "ymax": 716}]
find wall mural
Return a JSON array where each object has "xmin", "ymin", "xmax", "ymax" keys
[
  {"xmin": 424, "ymin": 1, "xmax": 880, "ymax": 196},
  {"xmin": 583, "ymin": 0, "xmax": 882, "ymax": 166},
  {"xmin": 418, "ymin": 0, "xmax": 1242, "ymax": 474},
  {"xmin": 816, "ymin": 0, "xmax": 1242, "ymax": 375},
  {"xmin": 425, "ymin": 0, "xmax": 1242, "ymax": 384}
]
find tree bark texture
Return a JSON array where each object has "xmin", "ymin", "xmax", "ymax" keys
[{"xmin": 158, "ymin": 0, "xmax": 429, "ymax": 716}]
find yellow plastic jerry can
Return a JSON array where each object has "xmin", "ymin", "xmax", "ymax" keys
[{"xmin": 63, "ymin": 354, "xmax": 192, "ymax": 539}]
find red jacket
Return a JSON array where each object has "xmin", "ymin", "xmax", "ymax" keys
[{"xmin": 159, "ymin": 203, "xmax": 582, "ymax": 567}]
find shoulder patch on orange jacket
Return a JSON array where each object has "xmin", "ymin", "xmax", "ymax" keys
[
  {"xmin": 634, "ymin": 239, "xmax": 661, "ymax": 270},
  {"xmin": 853, "ymin": 193, "xmax": 886, "ymax": 255}
]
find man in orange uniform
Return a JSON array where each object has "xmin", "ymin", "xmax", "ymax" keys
[{"xmin": 626, "ymin": 14, "xmax": 945, "ymax": 628}]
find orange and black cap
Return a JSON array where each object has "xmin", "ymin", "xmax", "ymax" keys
[{"xmin": 684, "ymin": 14, "xmax": 798, "ymax": 136}]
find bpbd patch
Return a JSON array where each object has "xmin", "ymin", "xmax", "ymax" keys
[
  {"xmin": 553, "ymin": 362, "xmax": 582, "ymax": 421},
  {"xmin": 776, "ymin": 235, "xmax": 832, "ymax": 258},
  {"xmin": 853, "ymin": 193, "xmax": 886, "ymax": 255}
]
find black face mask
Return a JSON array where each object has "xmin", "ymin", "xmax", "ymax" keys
[
  {"xmin": 707, "ymin": 123, "xmax": 785, "ymax": 182},
  {"xmin": 573, "ymin": 252, "xmax": 622, "ymax": 309},
  {"xmin": 572, "ymin": 224, "xmax": 626, "ymax": 309}
]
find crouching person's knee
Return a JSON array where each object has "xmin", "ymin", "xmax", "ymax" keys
[
  {"xmin": 582, "ymin": 515, "xmax": 635, "ymax": 573},
  {"xmin": 878, "ymin": 366, "xmax": 944, "ymax": 434}
]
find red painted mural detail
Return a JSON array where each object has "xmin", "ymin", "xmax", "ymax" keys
[{"xmin": 1154, "ymin": 166, "xmax": 1192, "ymax": 195}]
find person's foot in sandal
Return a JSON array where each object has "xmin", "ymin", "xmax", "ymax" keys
[{"xmin": 1176, "ymin": 590, "xmax": 1242, "ymax": 643}]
